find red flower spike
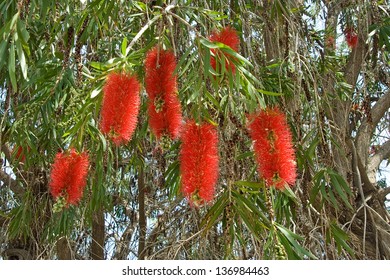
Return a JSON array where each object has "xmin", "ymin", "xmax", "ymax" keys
[
  {"xmin": 145, "ymin": 47, "xmax": 177, "ymax": 99},
  {"xmin": 145, "ymin": 47, "xmax": 182, "ymax": 139},
  {"xmin": 180, "ymin": 120, "xmax": 219, "ymax": 205},
  {"xmin": 209, "ymin": 26, "xmax": 240, "ymax": 73},
  {"xmin": 248, "ymin": 107, "xmax": 297, "ymax": 189},
  {"xmin": 345, "ymin": 27, "xmax": 358, "ymax": 48},
  {"xmin": 99, "ymin": 72, "xmax": 141, "ymax": 145},
  {"xmin": 164, "ymin": 93, "xmax": 182, "ymax": 139},
  {"xmin": 325, "ymin": 36, "xmax": 335, "ymax": 49},
  {"xmin": 13, "ymin": 146, "xmax": 29, "ymax": 162},
  {"xmin": 49, "ymin": 149, "xmax": 89, "ymax": 205}
]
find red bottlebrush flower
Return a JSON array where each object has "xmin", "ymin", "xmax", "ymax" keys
[
  {"xmin": 209, "ymin": 26, "xmax": 240, "ymax": 73},
  {"xmin": 180, "ymin": 120, "xmax": 219, "ymax": 205},
  {"xmin": 325, "ymin": 35, "xmax": 335, "ymax": 49},
  {"xmin": 147, "ymin": 90, "xmax": 182, "ymax": 139},
  {"xmin": 344, "ymin": 27, "xmax": 358, "ymax": 48},
  {"xmin": 99, "ymin": 72, "xmax": 141, "ymax": 145},
  {"xmin": 248, "ymin": 107, "xmax": 297, "ymax": 189},
  {"xmin": 49, "ymin": 149, "xmax": 89, "ymax": 205},
  {"xmin": 145, "ymin": 47, "xmax": 182, "ymax": 139},
  {"xmin": 145, "ymin": 47, "xmax": 177, "ymax": 99},
  {"xmin": 13, "ymin": 146, "xmax": 29, "ymax": 162}
]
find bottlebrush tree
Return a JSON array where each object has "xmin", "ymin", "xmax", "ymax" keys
[{"xmin": 1, "ymin": 0, "xmax": 390, "ymax": 261}]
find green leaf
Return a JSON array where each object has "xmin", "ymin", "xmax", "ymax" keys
[
  {"xmin": 276, "ymin": 223, "xmax": 317, "ymax": 259},
  {"xmin": 8, "ymin": 43, "xmax": 17, "ymax": 91},
  {"xmin": 205, "ymin": 90, "xmax": 221, "ymax": 110},
  {"xmin": 282, "ymin": 186, "xmax": 299, "ymax": 203},
  {"xmin": 16, "ymin": 19, "xmax": 30, "ymax": 46},
  {"xmin": 9, "ymin": 11, "xmax": 20, "ymax": 33},
  {"xmin": 258, "ymin": 89, "xmax": 283, "ymax": 96},
  {"xmin": 332, "ymin": 171, "xmax": 353, "ymax": 196},
  {"xmin": 330, "ymin": 173, "xmax": 353, "ymax": 210},
  {"xmin": 236, "ymin": 64, "xmax": 262, "ymax": 85},
  {"xmin": 90, "ymin": 61, "xmax": 109, "ymax": 71},
  {"xmin": 235, "ymin": 180, "xmax": 263, "ymax": 189},
  {"xmin": 310, "ymin": 169, "xmax": 325, "ymax": 204},
  {"xmin": 121, "ymin": 37, "xmax": 128, "ymax": 57},
  {"xmin": 232, "ymin": 191, "xmax": 271, "ymax": 228},
  {"xmin": 327, "ymin": 188, "xmax": 339, "ymax": 210},
  {"xmin": 221, "ymin": 46, "xmax": 253, "ymax": 67},
  {"xmin": 200, "ymin": 191, "xmax": 228, "ymax": 231},
  {"xmin": 176, "ymin": 46, "xmax": 197, "ymax": 77},
  {"xmin": 330, "ymin": 222, "xmax": 355, "ymax": 257},
  {"xmin": 90, "ymin": 86, "xmax": 102, "ymax": 99},
  {"xmin": 233, "ymin": 201, "xmax": 265, "ymax": 241},
  {"xmin": 203, "ymin": 44, "xmax": 211, "ymax": 77},
  {"xmin": 199, "ymin": 38, "xmax": 219, "ymax": 49},
  {"xmin": 15, "ymin": 33, "xmax": 28, "ymax": 79},
  {"xmin": 236, "ymin": 151, "xmax": 254, "ymax": 160},
  {"xmin": 0, "ymin": 40, "xmax": 8, "ymax": 70}
]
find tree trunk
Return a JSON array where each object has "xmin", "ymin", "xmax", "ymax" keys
[
  {"xmin": 138, "ymin": 167, "xmax": 147, "ymax": 260},
  {"xmin": 91, "ymin": 207, "xmax": 105, "ymax": 260}
]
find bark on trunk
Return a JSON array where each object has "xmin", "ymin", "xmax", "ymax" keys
[
  {"xmin": 91, "ymin": 207, "xmax": 105, "ymax": 260},
  {"xmin": 138, "ymin": 167, "xmax": 147, "ymax": 260}
]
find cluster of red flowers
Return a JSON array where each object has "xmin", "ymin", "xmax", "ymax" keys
[
  {"xmin": 179, "ymin": 120, "xmax": 219, "ymax": 205},
  {"xmin": 51, "ymin": 26, "xmax": 297, "ymax": 210},
  {"xmin": 99, "ymin": 72, "xmax": 141, "ymax": 145},
  {"xmin": 209, "ymin": 26, "xmax": 240, "ymax": 73},
  {"xmin": 248, "ymin": 107, "xmax": 297, "ymax": 189},
  {"xmin": 145, "ymin": 47, "xmax": 182, "ymax": 139},
  {"xmin": 49, "ymin": 149, "xmax": 89, "ymax": 205},
  {"xmin": 344, "ymin": 27, "xmax": 358, "ymax": 48}
]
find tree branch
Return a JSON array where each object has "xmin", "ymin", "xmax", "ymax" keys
[
  {"xmin": 1, "ymin": 144, "xmax": 12, "ymax": 163},
  {"xmin": 379, "ymin": 187, "xmax": 390, "ymax": 203},
  {"xmin": 344, "ymin": 32, "xmax": 367, "ymax": 89},
  {"xmin": 367, "ymin": 140, "xmax": 390, "ymax": 185},
  {"xmin": 0, "ymin": 168, "xmax": 24, "ymax": 196},
  {"xmin": 0, "ymin": 215, "xmax": 8, "ymax": 227},
  {"xmin": 368, "ymin": 140, "xmax": 390, "ymax": 170},
  {"xmin": 356, "ymin": 90, "xmax": 390, "ymax": 165}
]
